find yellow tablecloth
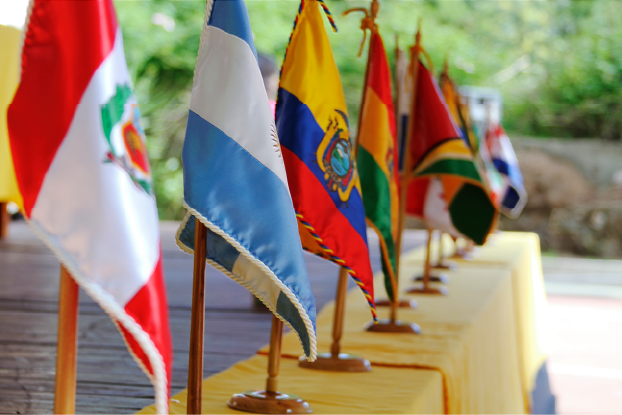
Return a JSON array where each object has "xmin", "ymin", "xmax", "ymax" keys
[
  {"xmin": 404, "ymin": 231, "xmax": 549, "ymax": 406},
  {"xmin": 138, "ymin": 232, "xmax": 546, "ymax": 414},
  {"xmin": 138, "ymin": 355, "xmax": 444, "ymax": 414}
]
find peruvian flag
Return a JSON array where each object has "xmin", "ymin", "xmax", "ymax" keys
[{"xmin": 7, "ymin": 1, "xmax": 172, "ymax": 412}]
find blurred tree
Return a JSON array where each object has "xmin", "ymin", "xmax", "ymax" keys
[{"xmin": 114, "ymin": 0, "xmax": 622, "ymax": 219}]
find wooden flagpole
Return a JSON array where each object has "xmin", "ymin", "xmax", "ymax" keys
[
  {"xmin": 299, "ymin": 267, "xmax": 371, "ymax": 371},
  {"xmin": 228, "ymin": 315, "xmax": 312, "ymax": 414},
  {"xmin": 372, "ymin": 27, "xmax": 417, "ymax": 311},
  {"xmin": 298, "ymin": 1, "xmax": 376, "ymax": 371},
  {"xmin": 54, "ymin": 265, "xmax": 79, "ymax": 414},
  {"xmin": 367, "ymin": 15, "xmax": 421, "ymax": 334},
  {"xmin": 431, "ymin": 232, "xmax": 457, "ymax": 271},
  {"xmin": 187, "ymin": 218, "xmax": 208, "ymax": 414},
  {"xmin": 0, "ymin": 202, "xmax": 9, "ymax": 239},
  {"xmin": 408, "ymin": 232, "xmax": 449, "ymax": 296}
]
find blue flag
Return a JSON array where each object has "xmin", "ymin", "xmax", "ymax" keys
[
  {"xmin": 176, "ymin": 0, "xmax": 317, "ymax": 360},
  {"xmin": 486, "ymin": 123, "xmax": 527, "ymax": 218}
]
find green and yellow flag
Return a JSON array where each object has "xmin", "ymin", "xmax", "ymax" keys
[
  {"xmin": 406, "ymin": 60, "xmax": 497, "ymax": 245},
  {"xmin": 357, "ymin": 31, "xmax": 399, "ymax": 302},
  {"xmin": 439, "ymin": 67, "xmax": 479, "ymax": 154}
]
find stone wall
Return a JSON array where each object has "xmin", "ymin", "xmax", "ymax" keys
[{"xmin": 499, "ymin": 138, "xmax": 622, "ymax": 258}]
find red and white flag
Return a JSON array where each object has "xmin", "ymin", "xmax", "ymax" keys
[{"xmin": 7, "ymin": 1, "xmax": 172, "ymax": 412}]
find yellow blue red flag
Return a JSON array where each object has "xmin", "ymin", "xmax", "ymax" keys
[{"xmin": 276, "ymin": 0, "xmax": 376, "ymax": 319}]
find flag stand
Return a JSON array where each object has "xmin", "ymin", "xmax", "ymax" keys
[
  {"xmin": 451, "ymin": 238, "xmax": 473, "ymax": 260},
  {"xmin": 299, "ymin": 267, "xmax": 371, "ymax": 372},
  {"xmin": 187, "ymin": 218, "xmax": 208, "ymax": 415},
  {"xmin": 0, "ymin": 202, "xmax": 9, "ymax": 239},
  {"xmin": 54, "ymin": 265, "xmax": 79, "ymax": 414},
  {"xmin": 413, "ymin": 230, "xmax": 451, "ymax": 284},
  {"xmin": 342, "ymin": 1, "xmax": 419, "ymax": 333},
  {"xmin": 228, "ymin": 315, "xmax": 312, "ymax": 414},
  {"xmin": 431, "ymin": 232, "xmax": 457, "ymax": 270},
  {"xmin": 392, "ymin": 25, "xmax": 446, "ymax": 297},
  {"xmin": 368, "ymin": 23, "xmax": 427, "ymax": 334},
  {"xmin": 374, "ymin": 30, "xmax": 417, "ymax": 311},
  {"xmin": 407, "ymin": 229, "xmax": 448, "ymax": 295}
]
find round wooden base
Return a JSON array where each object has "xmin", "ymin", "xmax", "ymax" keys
[
  {"xmin": 406, "ymin": 285, "xmax": 449, "ymax": 295},
  {"xmin": 373, "ymin": 298, "xmax": 418, "ymax": 309},
  {"xmin": 227, "ymin": 390, "xmax": 312, "ymax": 414},
  {"xmin": 431, "ymin": 260, "xmax": 457, "ymax": 271},
  {"xmin": 365, "ymin": 319, "xmax": 421, "ymax": 334},
  {"xmin": 413, "ymin": 274, "xmax": 449, "ymax": 284},
  {"xmin": 298, "ymin": 353, "xmax": 371, "ymax": 372},
  {"xmin": 451, "ymin": 251, "xmax": 473, "ymax": 260},
  {"xmin": 412, "ymin": 273, "xmax": 450, "ymax": 284}
]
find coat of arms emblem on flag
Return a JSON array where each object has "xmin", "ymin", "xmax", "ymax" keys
[
  {"xmin": 317, "ymin": 110, "xmax": 357, "ymax": 202},
  {"xmin": 101, "ymin": 84, "xmax": 152, "ymax": 195}
]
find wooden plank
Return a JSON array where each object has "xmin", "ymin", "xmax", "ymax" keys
[{"xmin": 0, "ymin": 222, "xmax": 424, "ymax": 413}]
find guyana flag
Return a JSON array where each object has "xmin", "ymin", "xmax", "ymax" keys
[
  {"xmin": 406, "ymin": 61, "xmax": 496, "ymax": 245},
  {"xmin": 439, "ymin": 68, "xmax": 505, "ymax": 208},
  {"xmin": 439, "ymin": 68, "xmax": 479, "ymax": 153},
  {"xmin": 357, "ymin": 31, "xmax": 399, "ymax": 302}
]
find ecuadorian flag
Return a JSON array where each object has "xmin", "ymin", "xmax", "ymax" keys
[
  {"xmin": 276, "ymin": 0, "xmax": 376, "ymax": 319},
  {"xmin": 357, "ymin": 32, "xmax": 399, "ymax": 304},
  {"xmin": 407, "ymin": 61, "xmax": 497, "ymax": 245}
]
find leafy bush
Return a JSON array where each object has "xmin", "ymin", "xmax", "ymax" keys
[{"xmin": 114, "ymin": 0, "xmax": 622, "ymax": 219}]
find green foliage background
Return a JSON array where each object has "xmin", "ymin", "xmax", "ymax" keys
[{"xmin": 114, "ymin": 0, "xmax": 622, "ymax": 219}]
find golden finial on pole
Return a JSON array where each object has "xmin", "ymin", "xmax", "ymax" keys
[{"xmin": 343, "ymin": 0, "xmax": 380, "ymax": 57}]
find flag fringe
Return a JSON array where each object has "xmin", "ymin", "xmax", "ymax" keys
[
  {"xmin": 296, "ymin": 212, "xmax": 378, "ymax": 322},
  {"xmin": 25, "ymin": 218, "xmax": 169, "ymax": 414},
  {"xmin": 192, "ymin": 0, "xmax": 215, "ymax": 88},
  {"xmin": 176, "ymin": 201, "xmax": 318, "ymax": 362}
]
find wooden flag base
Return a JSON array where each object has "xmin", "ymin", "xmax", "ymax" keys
[
  {"xmin": 366, "ymin": 318, "xmax": 421, "ymax": 334},
  {"xmin": 412, "ymin": 273, "xmax": 449, "ymax": 284},
  {"xmin": 298, "ymin": 267, "xmax": 372, "ymax": 373},
  {"xmin": 228, "ymin": 390, "xmax": 312, "ymax": 414},
  {"xmin": 431, "ymin": 260, "xmax": 457, "ymax": 271},
  {"xmin": 298, "ymin": 352, "xmax": 371, "ymax": 372},
  {"xmin": 229, "ymin": 316, "xmax": 311, "ymax": 414},
  {"xmin": 374, "ymin": 298, "xmax": 418, "ymax": 309},
  {"xmin": 407, "ymin": 285, "xmax": 448, "ymax": 295}
]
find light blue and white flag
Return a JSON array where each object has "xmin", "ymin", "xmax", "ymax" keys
[
  {"xmin": 485, "ymin": 123, "xmax": 527, "ymax": 218},
  {"xmin": 176, "ymin": 0, "xmax": 317, "ymax": 360}
]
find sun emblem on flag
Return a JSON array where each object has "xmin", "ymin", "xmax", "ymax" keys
[
  {"xmin": 316, "ymin": 110, "xmax": 357, "ymax": 203},
  {"xmin": 100, "ymin": 84, "xmax": 153, "ymax": 195}
]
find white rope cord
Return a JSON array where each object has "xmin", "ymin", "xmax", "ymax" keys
[
  {"xmin": 192, "ymin": 0, "xmax": 215, "ymax": 88},
  {"xmin": 27, "ymin": 219, "xmax": 169, "ymax": 414},
  {"xmin": 176, "ymin": 202, "xmax": 318, "ymax": 361}
]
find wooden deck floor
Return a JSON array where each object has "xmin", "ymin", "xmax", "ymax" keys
[{"xmin": 0, "ymin": 221, "xmax": 424, "ymax": 414}]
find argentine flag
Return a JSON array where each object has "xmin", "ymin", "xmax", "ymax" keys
[{"xmin": 176, "ymin": 0, "xmax": 317, "ymax": 360}]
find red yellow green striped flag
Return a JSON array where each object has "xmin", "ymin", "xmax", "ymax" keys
[{"xmin": 357, "ymin": 31, "xmax": 399, "ymax": 302}]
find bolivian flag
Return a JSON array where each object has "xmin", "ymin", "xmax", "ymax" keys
[
  {"xmin": 357, "ymin": 32, "xmax": 399, "ymax": 303},
  {"xmin": 276, "ymin": 0, "xmax": 376, "ymax": 319},
  {"xmin": 406, "ymin": 61, "xmax": 496, "ymax": 245}
]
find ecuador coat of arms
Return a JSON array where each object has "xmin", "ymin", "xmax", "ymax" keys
[{"xmin": 316, "ymin": 109, "xmax": 358, "ymax": 203}]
